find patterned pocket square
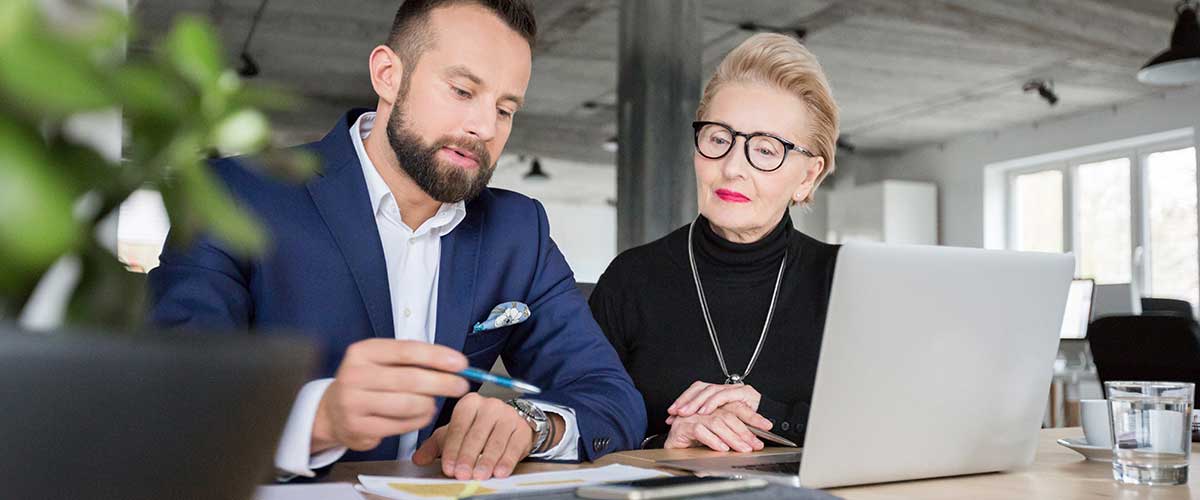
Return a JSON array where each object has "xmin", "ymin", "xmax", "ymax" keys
[{"xmin": 472, "ymin": 301, "xmax": 531, "ymax": 334}]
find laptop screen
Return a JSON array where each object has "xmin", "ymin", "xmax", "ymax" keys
[{"xmin": 1060, "ymin": 279, "xmax": 1095, "ymax": 339}]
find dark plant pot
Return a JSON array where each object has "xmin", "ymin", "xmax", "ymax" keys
[{"xmin": 0, "ymin": 325, "xmax": 315, "ymax": 499}]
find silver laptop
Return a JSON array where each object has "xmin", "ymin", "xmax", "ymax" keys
[{"xmin": 659, "ymin": 243, "xmax": 1074, "ymax": 489}]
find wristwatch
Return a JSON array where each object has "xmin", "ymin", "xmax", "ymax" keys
[{"xmin": 506, "ymin": 398, "xmax": 551, "ymax": 454}]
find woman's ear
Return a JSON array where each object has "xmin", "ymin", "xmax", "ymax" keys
[
  {"xmin": 803, "ymin": 156, "xmax": 825, "ymax": 187},
  {"xmin": 792, "ymin": 156, "xmax": 825, "ymax": 204},
  {"xmin": 368, "ymin": 45, "xmax": 404, "ymax": 106}
]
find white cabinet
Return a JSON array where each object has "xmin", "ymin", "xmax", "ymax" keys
[{"xmin": 827, "ymin": 180, "xmax": 937, "ymax": 245}]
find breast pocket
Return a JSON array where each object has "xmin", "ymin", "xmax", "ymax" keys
[{"xmin": 462, "ymin": 331, "xmax": 509, "ymax": 359}]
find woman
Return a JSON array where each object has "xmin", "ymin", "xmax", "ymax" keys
[{"xmin": 589, "ymin": 33, "xmax": 840, "ymax": 452}]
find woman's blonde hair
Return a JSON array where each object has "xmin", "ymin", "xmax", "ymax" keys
[{"xmin": 696, "ymin": 33, "xmax": 840, "ymax": 204}]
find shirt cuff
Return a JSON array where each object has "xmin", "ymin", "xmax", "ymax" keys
[
  {"xmin": 527, "ymin": 400, "xmax": 579, "ymax": 461},
  {"xmin": 274, "ymin": 378, "xmax": 348, "ymax": 479}
]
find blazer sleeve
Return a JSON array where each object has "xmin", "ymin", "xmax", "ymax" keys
[
  {"xmin": 499, "ymin": 200, "xmax": 647, "ymax": 461},
  {"xmin": 145, "ymin": 230, "xmax": 254, "ymax": 331}
]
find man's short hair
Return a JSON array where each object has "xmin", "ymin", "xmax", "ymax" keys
[{"xmin": 386, "ymin": 0, "xmax": 537, "ymax": 81}]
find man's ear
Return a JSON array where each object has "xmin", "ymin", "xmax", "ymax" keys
[{"xmin": 369, "ymin": 45, "xmax": 404, "ymax": 106}]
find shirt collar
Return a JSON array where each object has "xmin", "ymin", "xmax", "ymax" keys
[{"xmin": 350, "ymin": 111, "xmax": 467, "ymax": 237}]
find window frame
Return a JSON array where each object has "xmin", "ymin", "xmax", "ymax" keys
[{"xmin": 1003, "ymin": 138, "xmax": 1199, "ymax": 300}]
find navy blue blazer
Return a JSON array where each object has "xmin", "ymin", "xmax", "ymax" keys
[{"xmin": 146, "ymin": 109, "xmax": 646, "ymax": 463}]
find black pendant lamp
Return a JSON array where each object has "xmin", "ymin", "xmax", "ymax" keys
[
  {"xmin": 1138, "ymin": 1, "xmax": 1200, "ymax": 86},
  {"xmin": 523, "ymin": 157, "xmax": 549, "ymax": 180}
]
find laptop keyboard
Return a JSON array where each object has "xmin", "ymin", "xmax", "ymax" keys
[{"xmin": 731, "ymin": 461, "xmax": 801, "ymax": 474}]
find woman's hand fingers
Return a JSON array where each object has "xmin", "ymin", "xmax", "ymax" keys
[
  {"xmin": 691, "ymin": 423, "xmax": 730, "ymax": 452},
  {"xmin": 699, "ymin": 385, "xmax": 761, "ymax": 414},
  {"xmin": 668, "ymin": 381, "xmax": 713, "ymax": 415},
  {"xmin": 725, "ymin": 401, "xmax": 773, "ymax": 430},
  {"xmin": 719, "ymin": 411, "xmax": 764, "ymax": 450},
  {"xmin": 700, "ymin": 414, "xmax": 748, "ymax": 450},
  {"xmin": 676, "ymin": 384, "xmax": 727, "ymax": 416}
]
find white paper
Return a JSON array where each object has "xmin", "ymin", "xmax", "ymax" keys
[
  {"xmin": 358, "ymin": 464, "xmax": 668, "ymax": 499},
  {"xmin": 255, "ymin": 483, "xmax": 364, "ymax": 500}
]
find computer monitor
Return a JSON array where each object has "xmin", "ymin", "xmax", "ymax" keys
[
  {"xmin": 1060, "ymin": 279, "xmax": 1095, "ymax": 339},
  {"xmin": 1094, "ymin": 282, "xmax": 1142, "ymax": 317},
  {"xmin": 0, "ymin": 328, "xmax": 314, "ymax": 500}
]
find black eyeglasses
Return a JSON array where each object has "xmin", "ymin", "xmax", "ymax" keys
[{"xmin": 692, "ymin": 121, "xmax": 817, "ymax": 172}]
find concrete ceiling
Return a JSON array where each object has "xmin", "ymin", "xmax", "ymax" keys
[{"xmin": 131, "ymin": 0, "xmax": 1194, "ymax": 162}]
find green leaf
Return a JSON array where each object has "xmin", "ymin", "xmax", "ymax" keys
[
  {"xmin": 50, "ymin": 137, "xmax": 121, "ymax": 197},
  {"xmin": 0, "ymin": 117, "xmax": 82, "ymax": 288},
  {"xmin": 164, "ymin": 15, "xmax": 225, "ymax": 89},
  {"xmin": 175, "ymin": 161, "xmax": 267, "ymax": 256},
  {"xmin": 111, "ymin": 63, "xmax": 187, "ymax": 119},
  {"xmin": 211, "ymin": 108, "xmax": 269, "ymax": 155},
  {"xmin": 0, "ymin": 0, "xmax": 38, "ymax": 51},
  {"xmin": 66, "ymin": 241, "xmax": 147, "ymax": 331},
  {"xmin": 0, "ymin": 35, "xmax": 115, "ymax": 118},
  {"xmin": 231, "ymin": 83, "xmax": 302, "ymax": 111},
  {"xmin": 257, "ymin": 148, "xmax": 321, "ymax": 183},
  {"xmin": 71, "ymin": 7, "xmax": 131, "ymax": 58}
]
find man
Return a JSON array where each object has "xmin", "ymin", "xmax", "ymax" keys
[{"xmin": 147, "ymin": 0, "xmax": 645, "ymax": 481}]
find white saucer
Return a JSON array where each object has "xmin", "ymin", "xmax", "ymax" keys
[{"xmin": 1057, "ymin": 437, "xmax": 1112, "ymax": 461}]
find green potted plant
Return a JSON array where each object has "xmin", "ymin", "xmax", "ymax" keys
[
  {"xmin": 0, "ymin": 4, "xmax": 319, "ymax": 498},
  {"xmin": 0, "ymin": 0, "xmax": 312, "ymax": 328}
]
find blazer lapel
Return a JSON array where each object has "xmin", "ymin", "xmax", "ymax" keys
[
  {"xmin": 433, "ymin": 205, "xmax": 482, "ymax": 354},
  {"xmin": 305, "ymin": 111, "xmax": 395, "ymax": 340}
]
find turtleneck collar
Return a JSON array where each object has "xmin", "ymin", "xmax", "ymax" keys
[{"xmin": 693, "ymin": 211, "xmax": 792, "ymax": 275}]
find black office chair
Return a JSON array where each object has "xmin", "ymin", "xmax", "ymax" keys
[
  {"xmin": 1141, "ymin": 297, "xmax": 1196, "ymax": 319},
  {"xmin": 576, "ymin": 282, "xmax": 596, "ymax": 301},
  {"xmin": 1088, "ymin": 315, "xmax": 1200, "ymax": 405}
]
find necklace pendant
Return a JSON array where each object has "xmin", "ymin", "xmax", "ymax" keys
[{"xmin": 726, "ymin": 374, "xmax": 744, "ymax": 385}]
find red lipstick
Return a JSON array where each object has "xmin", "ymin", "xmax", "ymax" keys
[{"xmin": 715, "ymin": 189, "xmax": 750, "ymax": 203}]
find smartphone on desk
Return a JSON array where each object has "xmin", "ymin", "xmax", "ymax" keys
[{"xmin": 576, "ymin": 476, "xmax": 769, "ymax": 500}]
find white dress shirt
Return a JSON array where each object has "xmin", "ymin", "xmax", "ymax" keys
[{"xmin": 274, "ymin": 112, "xmax": 578, "ymax": 478}]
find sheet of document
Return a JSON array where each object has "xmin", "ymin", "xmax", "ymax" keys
[
  {"xmin": 357, "ymin": 464, "xmax": 668, "ymax": 499},
  {"xmin": 255, "ymin": 483, "xmax": 364, "ymax": 500}
]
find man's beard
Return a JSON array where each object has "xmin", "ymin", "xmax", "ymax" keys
[{"xmin": 386, "ymin": 106, "xmax": 495, "ymax": 204}]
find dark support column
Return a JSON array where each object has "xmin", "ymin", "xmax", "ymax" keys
[{"xmin": 616, "ymin": 0, "xmax": 701, "ymax": 251}]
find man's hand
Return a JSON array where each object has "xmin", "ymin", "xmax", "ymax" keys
[
  {"xmin": 664, "ymin": 401, "xmax": 772, "ymax": 452},
  {"xmin": 311, "ymin": 339, "xmax": 470, "ymax": 453},
  {"xmin": 412, "ymin": 393, "xmax": 561, "ymax": 480}
]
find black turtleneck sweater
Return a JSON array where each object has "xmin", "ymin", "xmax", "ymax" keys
[{"xmin": 589, "ymin": 213, "xmax": 839, "ymax": 446}]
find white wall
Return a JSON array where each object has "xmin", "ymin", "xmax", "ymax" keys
[
  {"xmin": 876, "ymin": 86, "xmax": 1200, "ymax": 248},
  {"xmin": 490, "ymin": 154, "xmax": 842, "ymax": 283},
  {"xmin": 489, "ymin": 156, "xmax": 616, "ymax": 283}
]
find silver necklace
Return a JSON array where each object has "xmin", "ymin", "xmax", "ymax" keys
[{"xmin": 688, "ymin": 218, "xmax": 787, "ymax": 385}]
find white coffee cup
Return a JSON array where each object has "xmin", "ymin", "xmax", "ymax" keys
[{"xmin": 1080, "ymin": 399, "xmax": 1113, "ymax": 447}]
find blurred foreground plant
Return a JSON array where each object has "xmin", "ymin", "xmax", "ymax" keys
[{"xmin": 0, "ymin": 0, "xmax": 315, "ymax": 330}]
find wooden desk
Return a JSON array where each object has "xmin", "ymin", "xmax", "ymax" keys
[{"xmin": 331, "ymin": 428, "xmax": 1200, "ymax": 499}]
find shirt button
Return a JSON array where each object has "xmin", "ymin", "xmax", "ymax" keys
[
  {"xmin": 403, "ymin": 308, "xmax": 412, "ymax": 318},
  {"xmin": 408, "ymin": 239, "xmax": 417, "ymax": 245},
  {"xmin": 781, "ymin": 421, "xmax": 790, "ymax": 431}
]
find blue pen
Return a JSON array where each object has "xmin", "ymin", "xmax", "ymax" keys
[
  {"xmin": 451, "ymin": 301, "xmax": 541, "ymax": 394},
  {"xmin": 457, "ymin": 367, "xmax": 542, "ymax": 394}
]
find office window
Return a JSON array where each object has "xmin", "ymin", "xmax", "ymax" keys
[
  {"xmin": 1004, "ymin": 139, "xmax": 1199, "ymax": 310},
  {"xmin": 1074, "ymin": 158, "xmax": 1131, "ymax": 284},
  {"xmin": 1012, "ymin": 170, "xmax": 1063, "ymax": 252},
  {"xmin": 1146, "ymin": 147, "xmax": 1198, "ymax": 306}
]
